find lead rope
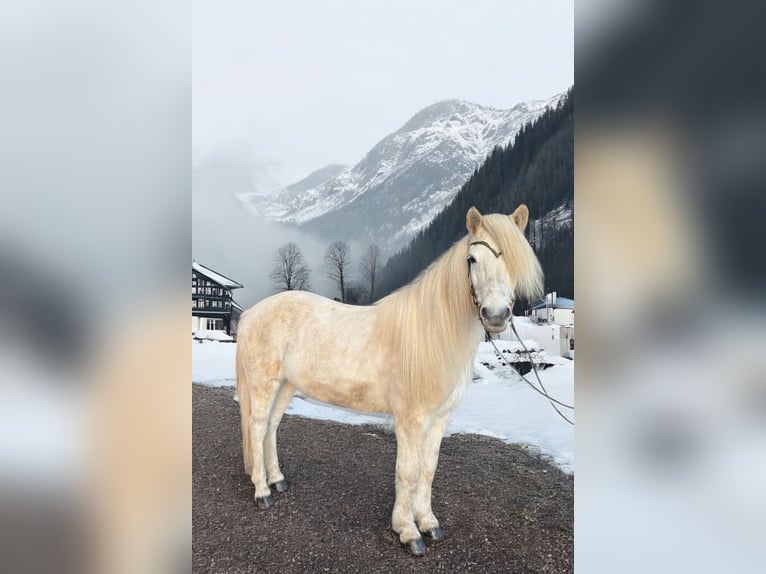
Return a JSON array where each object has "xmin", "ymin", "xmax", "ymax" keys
[
  {"xmin": 467, "ymin": 241, "xmax": 573, "ymax": 425},
  {"xmin": 488, "ymin": 318, "xmax": 574, "ymax": 425}
]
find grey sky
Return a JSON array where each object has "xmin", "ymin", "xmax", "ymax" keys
[{"xmin": 193, "ymin": 0, "xmax": 573, "ymax": 189}]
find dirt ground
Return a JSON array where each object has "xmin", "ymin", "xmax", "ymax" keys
[{"xmin": 193, "ymin": 385, "xmax": 573, "ymax": 573}]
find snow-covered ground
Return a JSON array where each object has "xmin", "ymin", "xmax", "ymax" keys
[
  {"xmin": 192, "ymin": 339, "xmax": 574, "ymax": 473},
  {"xmin": 192, "ymin": 329, "xmax": 234, "ymax": 342}
]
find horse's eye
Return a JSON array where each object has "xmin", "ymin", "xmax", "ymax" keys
[{"xmin": 466, "ymin": 255, "xmax": 476, "ymax": 265}]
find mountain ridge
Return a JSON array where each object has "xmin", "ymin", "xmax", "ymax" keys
[{"xmin": 242, "ymin": 93, "xmax": 565, "ymax": 253}]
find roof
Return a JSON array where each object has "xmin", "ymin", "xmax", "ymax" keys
[
  {"xmin": 530, "ymin": 295, "xmax": 574, "ymax": 311},
  {"xmin": 192, "ymin": 261, "xmax": 243, "ymax": 289}
]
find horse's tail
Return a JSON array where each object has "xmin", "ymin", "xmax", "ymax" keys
[{"xmin": 236, "ymin": 346, "xmax": 253, "ymax": 476}]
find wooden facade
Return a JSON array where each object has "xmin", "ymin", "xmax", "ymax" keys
[{"xmin": 192, "ymin": 261, "xmax": 243, "ymax": 336}]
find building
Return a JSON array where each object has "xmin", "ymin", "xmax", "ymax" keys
[
  {"xmin": 496, "ymin": 292, "xmax": 574, "ymax": 358},
  {"xmin": 192, "ymin": 260, "xmax": 243, "ymax": 336},
  {"xmin": 528, "ymin": 292, "xmax": 574, "ymax": 326}
]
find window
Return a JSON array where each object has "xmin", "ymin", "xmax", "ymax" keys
[{"xmin": 192, "ymin": 299, "xmax": 197, "ymax": 308}]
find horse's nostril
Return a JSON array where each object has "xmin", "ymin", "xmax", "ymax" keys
[
  {"xmin": 480, "ymin": 307, "xmax": 489, "ymax": 319},
  {"xmin": 503, "ymin": 307, "xmax": 511, "ymax": 320}
]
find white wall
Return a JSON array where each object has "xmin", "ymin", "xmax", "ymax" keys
[
  {"xmin": 554, "ymin": 308, "xmax": 574, "ymax": 326},
  {"xmin": 500, "ymin": 319, "xmax": 563, "ymax": 356},
  {"xmin": 530, "ymin": 307, "xmax": 574, "ymax": 326}
]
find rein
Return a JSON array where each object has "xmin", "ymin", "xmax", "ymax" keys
[
  {"xmin": 467, "ymin": 240, "xmax": 574, "ymax": 426},
  {"xmin": 489, "ymin": 320, "xmax": 574, "ymax": 425}
]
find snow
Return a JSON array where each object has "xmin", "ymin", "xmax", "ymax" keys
[
  {"xmin": 192, "ymin": 339, "xmax": 574, "ymax": 473},
  {"xmin": 193, "ymin": 329, "xmax": 234, "ymax": 342},
  {"xmin": 192, "ymin": 340, "xmax": 237, "ymax": 386},
  {"xmin": 192, "ymin": 261, "xmax": 243, "ymax": 289}
]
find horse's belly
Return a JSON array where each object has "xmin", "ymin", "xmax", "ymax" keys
[
  {"xmin": 295, "ymin": 379, "xmax": 389, "ymax": 413},
  {"xmin": 291, "ymin": 373, "xmax": 389, "ymax": 413}
]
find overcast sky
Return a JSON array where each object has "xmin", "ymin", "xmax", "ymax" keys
[{"xmin": 193, "ymin": 0, "xmax": 573, "ymax": 189}]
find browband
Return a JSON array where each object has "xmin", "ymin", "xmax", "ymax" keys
[{"xmin": 469, "ymin": 240, "xmax": 502, "ymax": 258}]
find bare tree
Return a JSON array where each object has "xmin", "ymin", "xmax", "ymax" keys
[
  {"xmin": 360, "ymin": 244, "xmax": 381, "ymax": 303},
  {"xmin": 324, "ymin": 240, "xmax": 351, "ymax": 303},
  {"xmin": 270, "ymin": 242, "xmax": 311, "ymax": 292}
]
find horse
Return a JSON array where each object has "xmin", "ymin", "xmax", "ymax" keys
[{"xmin": 236, "ymin": 205, "xmax": 543, "ymax": 556}]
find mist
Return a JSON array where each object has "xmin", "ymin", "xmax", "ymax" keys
[{"xmin": 193, "ymin": 145, "xmax": 376, "ymax": 308}]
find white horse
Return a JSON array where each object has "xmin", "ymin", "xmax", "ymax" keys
[{"xmin": 236, "ymin": 205, "xmax": 543, "ymax": 555}]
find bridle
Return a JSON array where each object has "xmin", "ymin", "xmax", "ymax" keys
[
  {"xmin": 467, "ymin": 238, "xmax": 574, "ymax": 425},
  {"xmin": 467, "ymin": 240, "xmax": 505, "ymax": 315}
]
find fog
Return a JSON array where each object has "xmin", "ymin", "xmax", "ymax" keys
[{"xmin": 192, "ymin": 144, "xmax": 373, "ymax": 307}]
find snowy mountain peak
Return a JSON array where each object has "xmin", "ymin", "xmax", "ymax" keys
[
  {"xmin": 243, "ymin": 92, "xmax": 565, "ymax": 253},
  {"xmin": 397, "ymin": 99, "xmax": 494, "ymax": 131}
]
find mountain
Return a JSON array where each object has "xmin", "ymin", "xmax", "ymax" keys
[
  {"xmin": 376, "ymin": 88, "xmax": 573, "ymax": 304},
  {"xmin": 243, "ymin": 94, "xmax": 564, "ymax": 253},
  {"xmin": 239, "ymin": 163, "xmax": 347, "ymax": 220}
]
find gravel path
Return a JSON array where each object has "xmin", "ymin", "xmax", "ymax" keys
[{"xmin": 193, "ymin": 385, "xmax": 573, "ymax": 573}]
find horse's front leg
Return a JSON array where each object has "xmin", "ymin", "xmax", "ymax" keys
[
  {"xmin": 413, "ymin": 413, "xmax": 450, "ymax": 541},
  {"xmin": 392, "ymin": 415, "xmax": 428, "ymax": 556}
]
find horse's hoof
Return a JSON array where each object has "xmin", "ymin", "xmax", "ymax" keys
[
  {"xmin": 425, "ymin": 527, "xmax": 444, "ymax": 541},
  {"xmin": 255, "ymin": 494, "xmax": 274, "ymax": 509},
  {"xmin": 271, "ymin": 480, "xmax": 288, "ymax": 493},
  {"xmin": 405, "ymin": 538, "xmax": 426, "ymax": 556}
]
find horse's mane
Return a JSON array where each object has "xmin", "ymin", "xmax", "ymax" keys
[{"xmin": 376, "ymin": 213, "xmax": 543, "ymax": 403}]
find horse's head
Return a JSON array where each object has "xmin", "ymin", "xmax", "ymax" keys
[{"xmin": 465, "ymin": 205, "xmax": 535, "ymax": 333}]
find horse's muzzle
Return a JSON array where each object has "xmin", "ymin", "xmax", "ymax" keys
[{"xmin": 480, "ymin": 305, "xmax": 510, "ymax": 333}]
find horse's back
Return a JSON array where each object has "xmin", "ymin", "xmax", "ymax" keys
[
  {"xmin": 237, "ymin": 291, "xmax": 374, "ymax": 359},
  {"xmin": 239, "ymin": 291, "xmax": 318, "ymax": 346}
]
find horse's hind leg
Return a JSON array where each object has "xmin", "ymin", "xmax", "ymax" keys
[
  {"xmin": 264, "ymin": 382, "xmax": 295, "ymax": 492},
  {"xmin": 246, "ymin": 376, "xmax": 282, "ymax": 509}
]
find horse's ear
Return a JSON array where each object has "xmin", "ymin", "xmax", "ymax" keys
[
  {"xmin": 466, "ymin": 207, "xmax": 483, "ymax": 235},
  {"xmin": 510, "ymin": 204, "xmax": 529, "ymax": 231}
]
